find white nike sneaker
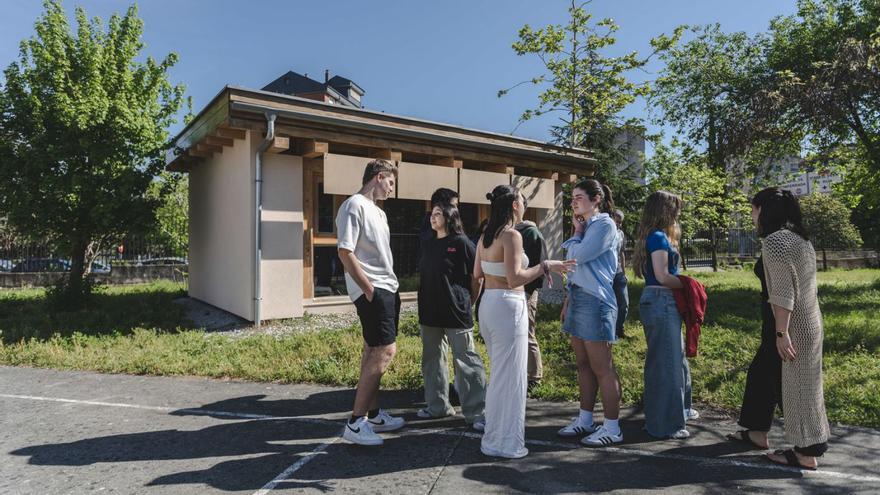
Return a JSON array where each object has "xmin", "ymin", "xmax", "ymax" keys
[
  {"xmin": 342, "ymin": 416, "xmax": 383, "ymax": 446},
  {"xmin": 685, "ymin": 408, "xmax": 700, "ymax": 421},
  {"xmin": 367, "ymin": 409, "xmax": 406, "ymax": 432}
]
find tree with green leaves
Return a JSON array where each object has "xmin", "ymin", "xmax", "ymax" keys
[
  {"xmin": 145, "ymin": 173, "xmax": 188, "ymax": 257},
  {"xmin": 650, "ymin": 24, "xmax": 798, "ymax": 174},
  {"xmin": 500, "ymin": 0, "xmax": 682, "ymax": 209},
  {"xmin": 800, "ymin": 193, "xmax": 863, "ymax": 270},
  {"xmin": 0, "ymin": 0, "xmax": 186, "ymax": 305},
  {"xmin": 766, "ymin": 0, "xmax": 880, "ymax": 174},
  {"xmin": 645, "ymin": 140, "xmax": 748, "ymax": 270}
]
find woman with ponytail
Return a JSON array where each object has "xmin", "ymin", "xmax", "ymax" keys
[
  {"xmin": 557, "ymin": 179, "xmax": 625, "ymax": 446},
  {"xmin": 633, "ymin": 191, "xmax": 695, "ymax": 439},
  {"xmin": 474, "ymin": 184, "xmax": 575, "ymax": 458}
]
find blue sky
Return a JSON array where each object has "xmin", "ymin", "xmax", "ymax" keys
[{"xmin": 1, "ymin": 0, "xmax": 800, "ymax": 152}]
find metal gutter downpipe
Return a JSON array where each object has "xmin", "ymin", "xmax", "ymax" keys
[{"xmin": 254, "ymin": 112, "xmax": 277, "ymax": 328}]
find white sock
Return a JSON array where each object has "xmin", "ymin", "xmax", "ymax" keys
[
  {"xmin": 604, "ymin": 418, "xmax": 620, "ymax": 435},
  {"xmin": 578, "ymin": 409, "xmax": 594, "ymax": 426}
]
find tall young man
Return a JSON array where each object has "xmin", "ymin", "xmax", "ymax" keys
[
  {"xmin": 514, "ymin": 198, "xmax": 548, "ymax": 394},
  {"xmin": 336, "ymin": 159, "xmax": 405, "ymax": 445}
]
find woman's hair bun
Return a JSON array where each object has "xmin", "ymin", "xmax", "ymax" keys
[{"xmin": 486, "ymin": 192, "xmax": 494, "ymax": 201}]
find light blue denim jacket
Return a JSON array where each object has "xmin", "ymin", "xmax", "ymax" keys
[{"xmin": 562, "ymin": 213, "xmax": 619, "ymax": 310}]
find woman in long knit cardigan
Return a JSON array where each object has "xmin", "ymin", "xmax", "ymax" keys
[{"xmin": 727, "ymin": 187, "xmax": 830, "ymax": 470}]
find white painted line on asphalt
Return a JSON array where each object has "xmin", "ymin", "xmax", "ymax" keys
[
  {"xmin": 252, "ymin": 435, "xmax": 342, "ymax": 495},
  {"xmin": 4, "ymin": 393, "xmax": 879, "ymax": 484}
]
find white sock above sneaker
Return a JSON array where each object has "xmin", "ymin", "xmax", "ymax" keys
[
  {"xmin": 579, "ymin": 409, "xmax": 594, "ymax": 426},
  {"xmin": 603, "ymin": 418, "xmax": 621, "ymax": 436}
]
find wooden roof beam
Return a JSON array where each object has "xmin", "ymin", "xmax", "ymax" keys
[
  {"xmin": 370, "ymin": 149, "xmax": 402, "ymax": 162},
  {"xmin": 266, "ymin": 136, "xmax": 290, "ymax": 154},
  {"xmin": 295, "ymin": 139, "xmax": 328, "ymax": 158},
  {"xmin": 431, "ymin": 157, "xmax": 463, "ymax": 168},
  {"xmin": 205, "ymin": 135, "xmax": 234, "ymax": 148},
  {"xmin": 216, "ymin": 126, "xmax": 247, "ymax": 140}
]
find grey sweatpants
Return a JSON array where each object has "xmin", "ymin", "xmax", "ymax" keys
[{"xmin": 420, "ymin": 325, "xmax": 487, "ymax": 423}]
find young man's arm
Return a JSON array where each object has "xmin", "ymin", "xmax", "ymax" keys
[{"xmin": 338, "ymin": 249, "xmax": 375, "ymax": 302}]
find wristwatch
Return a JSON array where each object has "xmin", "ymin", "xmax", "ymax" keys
[{"xmin": 775, "ymin": 330, "xmax": 787, "ymax": 338}]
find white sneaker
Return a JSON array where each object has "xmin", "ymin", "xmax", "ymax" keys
[
  {"xmin": 685, "ymin": 408, "xmax": 700, "ymax": 421},
  {"xmin": 672, "ymin": 429, "xmax": 691, "ymax": 439},
  {"xmin": 557, "ymin": 417, "xmax": 598, "ymax": 437},
  {"xmin": 343, "ymin": 417, "xmax": 383, "ymax": 446},
  {"xmin": 581, "ymin": 425, "xmax": 623, "ymax": 446},
  {"xmin": 471, "ymin": 418, "xmax": 485, "ymax": 432},
  {"xmin": 368, "ymin": 409, "xmax": 406, "ymax": 432}
]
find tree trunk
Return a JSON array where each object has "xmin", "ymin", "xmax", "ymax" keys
[
  {"xmin": 822, "ymin": 247, "xmax": 828, "ymax": 272},
  {"xmin": 66, "ymin": 237, "xmax": 91, "ymax": 302},
  {"xmin": 711, "ymin": 228, "xmax": 719, "ymax": 272}
]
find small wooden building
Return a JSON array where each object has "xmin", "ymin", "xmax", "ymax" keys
[{"xmin": 166, "ymin": 84, "xmax": 594, "ymax": 323}]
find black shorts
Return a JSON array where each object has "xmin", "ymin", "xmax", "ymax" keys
[{"xmin": 354, "ymin": 287, "xmax": 401, "ymax": 347}]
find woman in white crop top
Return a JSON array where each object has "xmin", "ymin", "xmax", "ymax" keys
[{"xmin": 473, "ymin": 184, "xmax": 574, "ymax": 459}]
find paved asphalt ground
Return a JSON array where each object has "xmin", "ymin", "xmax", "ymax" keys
[{"xmin": 1, "ymin": 366, "xmax": 878, "ymax": 494}]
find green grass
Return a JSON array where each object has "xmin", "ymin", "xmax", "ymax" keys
[{"xmin": 1, "ymin": 269, "xmax": 878, "ymax": 427}]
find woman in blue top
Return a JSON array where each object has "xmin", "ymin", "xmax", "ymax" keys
[
  {"xmin": 633, "ymin": 191, "xmax": 695, "ymax": 439},
  {"xmin": 557, "ymin": 179, "xmax": 624, "ymax": 446}
]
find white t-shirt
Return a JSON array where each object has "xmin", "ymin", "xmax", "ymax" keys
[{"xmin": 335, "ymin": 193, "xmax": 399, "ymax": 301}]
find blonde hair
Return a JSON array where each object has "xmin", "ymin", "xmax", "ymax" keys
[{"xmin": 633, "ymin": 191, "xmax": 683, "ymax": 279}]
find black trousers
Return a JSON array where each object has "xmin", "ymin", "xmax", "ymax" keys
[{"xmin": 739, "ymin": 327, "xmax": 827, "ymax": 457}]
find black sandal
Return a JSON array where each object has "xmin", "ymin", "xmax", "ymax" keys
[
  {"xmin": 765, "ymin": 449, "xmax": 817, "ymax": 471},
  {"xmin": 725, "ymin": 430, "xmax": 768, "ymax": 450}
]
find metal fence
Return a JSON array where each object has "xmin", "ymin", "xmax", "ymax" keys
[{"xmin": 0, "ymin": 235, "xmax": 187, "ymax": 273}]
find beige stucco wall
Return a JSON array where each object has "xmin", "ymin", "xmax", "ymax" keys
[
  {"xmin": 259, "ymin": 152, "xmax": 304, "ymax": 320},
  {"xmin": 188, "ymin": 131, "xmax": 255, "ymax": 320}
]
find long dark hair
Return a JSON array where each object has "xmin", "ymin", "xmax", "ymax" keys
[
  {"xmin": 574, "ymin": 179, "xmax": 615, "ymax": 214},
  {"xmin": 751, "ymin": 187, "xmax": 809, "ymax": 240},
  {"xmin": 482, "ymin": 184, "xmax": 519, "ymax": 249},
  {"xmin": 434, "ymin": 202, "xmax": 464, "ymax": 236}
]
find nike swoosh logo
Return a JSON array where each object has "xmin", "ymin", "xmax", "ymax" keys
[
  {"xmin": 347, "ymin": 424, "xmax": 360, "ymax": 433},
  {"xmin": 370, "ymin": 419, "xmax": 385, "ymax": 425}
]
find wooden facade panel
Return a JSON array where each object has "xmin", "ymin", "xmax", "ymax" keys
[
  {"xmin": 459, "ymin": 169, "xmax": 510, "ymax": 205},
  {"xmin": 397, "ymin": 162, "xmax": 457, "ymax": 201},
  {"xmin": 512, "ymin": 175, "xmax": 556, "ymax": 209},
  {"xmin": 323, "ymin": 153, "xmax": 371, "ymax": 196}
]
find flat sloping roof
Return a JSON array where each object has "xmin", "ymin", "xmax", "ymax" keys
[{"xmin": 166, "ymin": 85, "xmax": 595, "ymax": 175}]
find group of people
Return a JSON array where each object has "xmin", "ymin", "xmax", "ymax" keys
[{"xmin": 337, "ymin": 158, "xmax": 830, "ymax": 470}]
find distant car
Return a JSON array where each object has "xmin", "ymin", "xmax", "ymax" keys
[
  {"xmin": 89, "ymin": 261, "xmax": 111, "ymax": 274},
  {"xmin": 10, "ymin": 258, "xmax": 70, "ymax": 273},
  {"xmin": 137, "ymin": 257, "xmax": 187, "ymax": 266},
  {"xmin": 0, "ymin": 259, "xmax": 13, "ymax": 272}
]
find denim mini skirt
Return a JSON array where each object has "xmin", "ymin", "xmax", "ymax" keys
[{"xmin": 563, "ymin": 285, "xmax": 617, "ymax": 342}]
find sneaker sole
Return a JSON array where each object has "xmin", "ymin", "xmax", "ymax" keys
[
  {"xmin": 342, "ymin": 432, "xmax": 383, "ymax": 446},
  {"xmin": 581, "ymin": 436, "xmax": 623, "ymax": 446},
  {"xmin": 369, "ymin": 422, "xmax": 405, "ymax": 433}
]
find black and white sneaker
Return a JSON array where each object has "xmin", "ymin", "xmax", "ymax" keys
[
  {"xmin": 367, "ymin": 409, "xmax": 405, "ymax": 432},
  {"xmin": 557, "ymin": 417, "xmax": 598, "ymax": 437},
  {"xmin": 581, "ymin": 425, "xmax": 623, "ymax": 446},
  {"xmin": 342, "ymin": 417, "xmax": 383, "ymax": 445}
]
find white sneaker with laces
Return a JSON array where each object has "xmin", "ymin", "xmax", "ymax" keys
[
  {"xmin": 685, "ymin": 408, "xmax": 700, "ymax": 421},
  {"xmin": 471, "ymin": 418, "xmax": 485, "ymax": 432},
  {"xmin": 368, "ymin": 409, "xmax": 406, "ymax": 432},
  {"xmin": 558, "ymin": 417, "xmax": 598, "ymax": 437},
  {"xmin": 343, "ymin": 417, "xmax": 383, "ymax": 446},
  {"xmin": 581, "ymin": 425, "xmax": 623, "ymax": 446},
  {"xmin": 672, "ymin": 428, "xmax": 691, "ymax": 439}
]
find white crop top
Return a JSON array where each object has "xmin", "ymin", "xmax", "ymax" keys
[{"xmin": 481, "ymin": 252, "xmax": 529, "ymax": 278}]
